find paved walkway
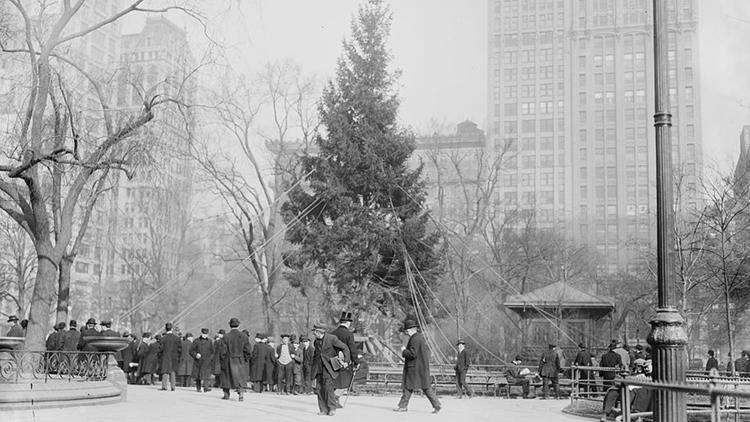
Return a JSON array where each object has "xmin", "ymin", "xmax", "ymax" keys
[{"xmin": 3, "ymin": 385, "xmax": 589, "ymax": 422}]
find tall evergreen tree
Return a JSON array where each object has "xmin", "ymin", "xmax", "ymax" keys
[{"xmin": 283, "ymin": 0, "xmax": 440, "ymax": 316}]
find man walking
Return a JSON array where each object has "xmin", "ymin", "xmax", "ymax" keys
[
  {"xmin": 190, "ymin": 328, "xmax": 214, "ymax": 393},
  {"xmin": 311, "ymin": 323, "xmax": 350, "ymax": 416},
  {"xmin": 159, "ymin": 322, "xmax": 181, "ymax": 391},
  {"xmin": 393, "ymin": 319, "xmax": 441, "ymax": 414},
  {"xmin": 220, "ymin": 318, "xmax": 251, "ymax": 401},
  {"xmin": 538, "ymin": 343, "xmax": 561, "ymax": 399},
  {"xmin": 454, "ymin": 339, "xmax": 473, "ymax": 398}
]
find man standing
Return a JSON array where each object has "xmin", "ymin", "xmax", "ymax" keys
[
  {"xmin": 99, "ymin": 320, "xmax": 119, "ymax": 337},
  {"xmin": 538, "ymin": 343, "xmax": 561, "ymax": 399},
  {"xmin": 250, "ymin": 333, "xmax": 268, "ymax": 392},
  {"xmin": 574, "ymin": 342, "xmax": 593, "ymax": 394},
  {"xmin": 454, "ymin": 339, "xmax": 473, "ymax": 398},
  {"xmin": 61, "ymin": 320, "xmax": 80, "ymax": 351},
  {"xmin": 159, "ymin": 322, "xmax": 181, "ymax": 391},
  {"xmin": 331, "ymin": 312, "xmax": 359, "ymax": 394},
  {"xmin": 190, "ymin": 328, "xmax": 214, "ymax": 393},
  {"xmin": 276, "ymin": 334, "xmax": 294, "ymax": 394},
  {"xmin": 46, "ymin": 322, "xmax": 65, "ymax": 351},
  {"xmin": 302, "ymin": 335, "xmax": 315, "ymax": 394},
  {"xmin": 311, "ymin": 323, "xmax": 351, "ymax": 416},
  {"xmin": 600, "ymin": 342, "xmax": 623, "ymax": 390},
  {"xmin": 77, "ymin": 318, "xmax": 99, "ymax": 351},
  {"xmin": 220, "ymin": 318, "xmax": 251, "ymax": 401},
  {"xmin": 290, "ymin": 335, "xmax": 304, "ymax": 394},
  {"xmin": 393, "ymin": 319, "xmax": 441, "ymax": 414},
  {"xmin": 264, "ymin": 335, "xmax": 277, "ymax": 392},
  {"xmin": 706, "ymin": 350, "xmax": 719, "ymax": 372},
  {"xmin": 613, "ymin": 340, "xmax": 630, "ymax": 371},
  {"xmin": 212, "ymin": 329, "xmax": 225, "ymax": 388},
  {"xmin": 178, "ymin": 333, "xmax": 194, "ymax": 388},
  {"xmin": 5, "ymin": 315, "xmax": 24, "ymax": 337}
]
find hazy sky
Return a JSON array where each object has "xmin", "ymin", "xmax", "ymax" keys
[{"xmin": 143, "ymin": 0, "xmax": 750, "ymax": 169}]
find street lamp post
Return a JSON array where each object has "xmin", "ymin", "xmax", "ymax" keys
[{"xmin": 647, "ymin": 1, "xmax": 688, "ymax": 421}]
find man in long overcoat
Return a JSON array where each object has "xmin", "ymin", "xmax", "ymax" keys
[
  {"xmin": 302, "ymin": 335, "xmax": 315, "ymax": 394},
  {"xmin": 212, "ymin": 330, "xmax": 225, "ymax": 388},
  {"xmin": 264, "ymin": 335, "xmax": 277, "ymax": 392},
  {"xmin": 159, "ymin": 322, "xmax": 182, "ymax": 391},
  {"xmin": 539, "ymin": 343, "xmax": 561, "ymax": 399},
  {"xmin": 191, "ymin": 328, "xmax": 214, "ymax": 393},
  {"xmin": 331, "ymin": 312, "xmax": 359, "ymax": 392},
  {"xmin": 178, "ymin": 333, "xmax": 194, "ymax": 387},
  {"xmin": 77, "ymin": 318, "xmax": 99, "ymax": 351},
  {"xmin": 454, "ymin": 339, "xmax": 473, "ymax": 398},
  {"xmin": 250, "ymin": 333, "xmax": 268, "ymax": 392},
  {"xmin": 61, "ymin": 320, "xmax": 80, "ymax": 351},
  {"xmin": 311, "ymin": 323, "xmax": 350, "ymax": 416},
  {"xmin": 574, "ymin": 342, "xmax": 594, "ymax": 393},
  {"xmin": 600, "ymin": 342, "xmax": 623, "ymax": 390},
  {"xmin": 393, "ymin": 319, "xmax": 441, "ymax": 413},
  {"xmin": 219, "ymin": 318, "xmax": 252, "ymax": 401}
]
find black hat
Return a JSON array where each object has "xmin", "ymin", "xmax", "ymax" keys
[
  {"xmin": 86, "ymin": 317, "xmax": 97, "ymax": 325},
  {"xmin": 636, "ymin": 344, "xmax": 644, "ymax": 350},
  {"xmin": 281, "ymin": 333, "xmax": 290, "ymax": 339},
  {"xmin": 402, "ymin": 319, "xmax": 418, "ymax": 330},
  {"xmin": 142, "ymin": 332, "xmax": 152, "ymax": 338},
  {"xmin": 218, "ymin": 329, "xmax": 226, "ymax": 334},
  {"xmin": 69, "ymin": 320, "xmax": 77, "ymax": 328},
  {"xmin": 122, "ymin": 331, "xmax": 130, "ymax": 337},
  {"xmin": 456, "ymin": 339, "xmax": 465, "ymax": 345},
  {"xmin": 548, "ymin": 343, "xmax": 556, "ymax": 349},
  {"xmin": 201, "ymin": 328, "xmax": 209, "ymax": 334},
  {"xmin": 339, "ymin": 311, "xmax": 353, "ymax": 322},
  {"xmin": 165, "ymin": 322, "xmax": 173, "ymax": 331},
  {"xmin": 7, "ymin": 315, "xmax": 18, "ymax": 323},
  {"xmin": 578, "ymin": 342, "xmax": 586, "ymax": 349},
  {"xmin": 185, "ymin": 332, "xmax": 193, "ymax": 338},
  {"xmin": 56, "ymin": 322, "xmax": 67, "ymax": 330},
  {"xmin": 312, "ymin": 323, "xmax": 327, "ymax": 332},
  {"xmin": 708, "ymin": 349, "xmax": 715, "ymax": 356},
  {"xmin": 300, "ymin": 335, "xmax": 310, "ymax": 342},
  {"xmin": 228, "ymin": 318, "xmax": 240, "ymax": 328},
  {"xmin": 514, "ymin": 355, "xmax": 522, "ymax": 361},
  {"xmin": 100, "ymin": 320, "xmax": 111, "ymax": 327}
]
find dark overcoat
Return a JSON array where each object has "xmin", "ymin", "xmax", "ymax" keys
[
  {"xmin": 190, "ymin": 337, "xmax": 214, "ymax": 380},
  {"xmin": 77, "ymin": 327, "xmax": 99, "ymax": 351},
  {"xmin": 455, "ymin": 349, "xmax": 471, "ymax": 372},
  {"xmin": 178, "ymin": 339, "xmax": 193, "ymax": 376},
  {"xmin": 312, "ymin": 333, "xmax": 351, "ymax": 380},
  {"xmin": 61, "ymin": 329, "xmax": 81, "ymax": 351},
  {"xmin": 45, "ymin": 331, "xmax": 62, "ymax": 351},
  {"xmin": 401, "ymin": 332, "xmax": 432, "ymax": 390},
  {"xmin": 159, "ymin": 333, "xmax": 181, "ymax": 374},
  {"xmin": 121, "ymin": 339, "xmax": 136, "ymax": 371},
  {"xmin": 141, "ymin": 341, "xmax": 160, "ymax": 374},
  {"xmin": 331, "ymin": 325, "xmax": 358, "ymax": 389},
  {"xmin": 212, "ymin": 338, "xmax": 224, "ymax": 375},
  {"xmin": 539, "ymin": 349, "xmax": 560, "ymax": 378},
  {"xmin": 219, "ymin": 329, "xmax": 252, "ymax": 389},
  {"xmin": 264, "ymin": 343, "xmax": 276, "ymax": 383},
  {"xmin": 600, "ymin": 350, "xmax": 622, "ymax": 379},
  {"xmin": 6, "ymin": 324, "xmax": 24, "ymax": 337},
  {"xmin": 250, "ymin": 341, "xmax": 269, "ymax": 382}
]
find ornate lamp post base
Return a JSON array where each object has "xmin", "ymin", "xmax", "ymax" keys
[{"xmin": 648, "ymin": 310, "xmax": 688, "ymax": 421}]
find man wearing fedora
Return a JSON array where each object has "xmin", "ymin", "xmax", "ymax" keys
[
  {"xmin": 394, "ymin": 319, "xmax": 441, "ymax": 414},
  {"xmin": 61, "ymin": 320, "xmax": 80, "ymax": 351},
  {"xmin": 539, "ymin": 343, "xmax": 561, "ymax": 399},
  {"xmin": 220, "ymin": 317, "xmax": 251, "ymax": 401},
  {"xmin": 100, "ymin": 320, "xmax": 120, "ymax": 337},
  {"xmin": 454, "ymin": 339, "xmax": 473, "ymax": 398},
  {"xmin": 159, "ymin": 322, "xmax": 182, "ymax": 391},
  {"xmin": 5, "ymin": 315, "xmax": 24, "ymax": 337},
  {"xmin": 311, "ymin": 323, "xmax": 351, "ymax": 416},
  {"xmin": 331, "ymin": 311, "xmax": 360, "ymax": 398}
]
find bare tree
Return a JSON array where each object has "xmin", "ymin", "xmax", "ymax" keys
[
  {"xmin": 0, "ymin": 215, "xmax": 36, "ymax": 316},
  {"xmin": 192, "ymin": 61, "xmax": 319, "ymax": 337},
  {"xmin": 0, "ymin": 1, "xmax": 203, "ymax": 348}
]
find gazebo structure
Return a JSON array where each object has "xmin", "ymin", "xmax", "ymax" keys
[{"xmin": 504, "ymin": 281, "xmax": 615, "ymax": 360}]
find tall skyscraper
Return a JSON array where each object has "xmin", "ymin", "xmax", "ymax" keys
[{"xmin": 488, "ymin": 0, "xmax": 702, "ymax": 273}]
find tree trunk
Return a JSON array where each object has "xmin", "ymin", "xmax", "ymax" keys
[
  {"xmin": 55, "ymin": 255, "xmax": 74, "ymax": 325},
  {"xmin": 724, "ymin": 280, "xmax": 736, "ymax": 375},
  {"xmin": 25, "ymin": 248, "xmax": 59, "ymax": 350},
  {"xmin": 261, "ymin": 289, "xmax": 277, "ymax": 338}
]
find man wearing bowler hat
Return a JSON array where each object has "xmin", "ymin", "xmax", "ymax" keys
[
  {"xmin": 6, "ymin": 315, "xmax": 24, "ymax": 337},
  {"xmin": 393, "ymin": 319, "xmax": 441, "ymax": 413},
  {"xmin": 311, "ymin": 323, "xmax": 351, "ymax": 416},
  {"xmin": 454, "ymin": 339, "xmax": 473, "ymax": 398},
  {"xmin": 77, "ymin": 318, "xmax": 100, "ymax": 351},
  {"xmin": 62, "ymin": 320, "xmax": 80, "ymax": 351},
  {"xmin": 220, "ymin": 317, "xmax": 251, "ymax": 401},
  {"xmin": 190, "ymin": 328, "xmax": 215, "ymax": 393}
]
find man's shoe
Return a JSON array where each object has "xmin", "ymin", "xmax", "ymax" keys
[
  {"xmin": 317, "ymin": 412, "xmax": 328, "ymax": 416},
  {"xmin": 393, "ymin": 408, "xmax": 407, "ymax": 412},
  {"xmin": 328, "ymin": 411, "xmax": 336, "ymax": 416},
  {"xmin": 432, "ymin": 407, "xmax": 441, "ymax": 414},
  {"xmin": 334, "ymin": 402, "xmax": 343, "ymax": 409}
]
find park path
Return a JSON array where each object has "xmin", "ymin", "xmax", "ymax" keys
[{"xmin": 3, "ymin": 385, "xmax": 590, "ymax": 422}]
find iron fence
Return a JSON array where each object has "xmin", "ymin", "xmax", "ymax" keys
[
  {"xmin": 0, "ymin": 350, "xmax": 110, "ymax": 383},
  {"xmin": 570, "ymin": 365, "xmax": 622, "ymax": 401}
]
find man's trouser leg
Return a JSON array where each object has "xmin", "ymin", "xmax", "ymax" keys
[
  {"xmin": 552, "ymin": 377, "xmax": 560, "ymax": 398},
  {"xmin": 285, "ymin": 365, "xmax": 294, "ymax": 393},
  {"xmin": 317, "ymin": 372, "xmax": 336, "ymax": 413},
  {"xmin": 170, "ymin": 372, "xmax": 176, "ymax": 390},
  {"xmin": 162, "ymin": 373, "xmax": 169, "ymax": 389},
  {"xmin": 196, "ymin": 379, "xmax": 201, "ymax": 392},
  {"xmin": 423, "ymin": 387, "xmax": 442, "ymax": 410},
  {"xmin": 455, "ymin": 371, "xmax": 463, "ymax": 397},
  {"xmin": 542, "ymin": 376, "xmax": 550, "ymax": 398},
  {"xmin": 397, "ymin": 389, "xmax": 413, "ymax": 409}
]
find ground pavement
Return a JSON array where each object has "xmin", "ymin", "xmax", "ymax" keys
[{"xmin": 3, "ymin": 385, "xmax": 589, "ymax": 422}]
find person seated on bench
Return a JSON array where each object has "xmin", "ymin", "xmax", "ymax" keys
[
  {"xmin": 506, "ymin": 355, "xmax": 532, "ymax": 398},
  {"xmin": 600, "ymin": 358, "xmax": 652, "ymax": 421}
]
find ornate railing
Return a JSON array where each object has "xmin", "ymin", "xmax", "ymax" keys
[{"xmin": 0, "ymin": 350, "xmax": 110, "ymax": 383}]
